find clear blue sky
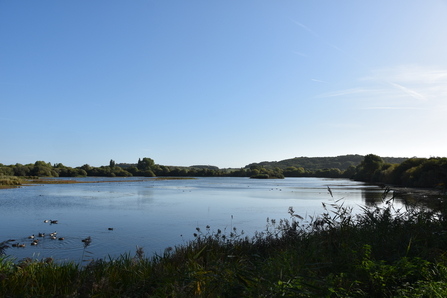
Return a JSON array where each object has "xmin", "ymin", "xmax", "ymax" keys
[{"xmin": 1, "ymin": 1, "xmax": 447, "ymax": 168}]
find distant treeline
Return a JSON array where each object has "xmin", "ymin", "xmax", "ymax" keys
[
  {"xmin": 246, "ymin": 154, "xmax": 408, "ymax": 171},
  {"xmin": 1, "ymin": 155, "xmax": 446, "ymax": 188},
  {"xmin": 0, "ymin": 158, "xmax": 231, "ymax": 179},
  {"xmin": 352, "ymin": 154, "xmax": 447, "ymax": 188}
]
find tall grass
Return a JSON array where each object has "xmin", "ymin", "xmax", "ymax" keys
[
  {"xmin": 0, "ymin": 176, "xmax": 22, "ymax": 188},
  {"xmin": 1, "ymin": 188, "xmax": 447, "ymax": 297}
]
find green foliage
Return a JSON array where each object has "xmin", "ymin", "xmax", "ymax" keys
[
  {"xmin": 353, "ymin": 155, "xmax": 447, "ymax": 188},
  {"xmin": 283, "ymin": 166, "xmax": 305, "ymax": 176},
  {"xmin": 250, "ymin": 173, "xmax": 270, "ymax": 179},
  {"xmin": 0, "ymin": 165, "xmax": 14, "ymax": 176},
  {"xmin": 137, "ymin": 157, "xmax": 155, "ymax": 171},
  {"xmin": 353, "ymin": 154, "xmax": 385, "ymax": 182},
  {"xmin": 12, "ymin": 163, "xmax": 30, "ymax": 176},
  {"xmin": 249, "ymin": 166, "xmax": 284, "ymax": 179},
  {"xmin": 0, "ymin": 176, "xmax": 22, "ymax": 186},
  {"xmin": 3, "ymin": 154, "xmax": 447, "ymax": 186},
  {"xmin": 246, "ymin": 154, "xmax": 407, "ymax": 172}
]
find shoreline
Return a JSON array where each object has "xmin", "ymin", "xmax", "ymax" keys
[{"xmin": 386, "ymin": 184, "xmax": 446, "ymax": 201}]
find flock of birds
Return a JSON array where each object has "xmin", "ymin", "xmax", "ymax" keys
[
  {"xmin": 10, "ymin": 220, "xmax": 113, "ymax": 248},
  {"xmin": 10, "ymin": 219, "xmax": 63, "ymax": 248}
]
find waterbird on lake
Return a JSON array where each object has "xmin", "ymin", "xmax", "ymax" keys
[
  {"xmin": 51, "ymin": 236, "xmax": 56, "ymax": 240},
  {"xmin": 108, "ymin": 228, "xmax": 113, "ymax": 230},
  {"xmin": 81, "ymin": 237, "xmax": 90, "ymax": 242},
  {"xmin": 28, "ymin": 235, "xmax": 35, "ymax": 239},
  {"xmin": 44, "ymin": 220, "xmax": 49, "ymax": 223},
  {"xmin": 31, "ymin": 241, "xmax": 37, "ymax": 246},
  {"xmin": 38, "ymin": 233, "xmax": 45, "ymax": 237},
  {"xmin": 58, "ymin": 237, "xmax": 64, "ymax": 240},
  {"xmin": 50, "ymin": 220, "xmax": 58, "ymax": 224},
  {"xmin": 12, "ymin": 243, "xmax": 18, "ymax": 247},
  {"xmin": 18, "ymin": 244, "xmax": 25, "ymax": 248},
  {"xmin": 81, "ymin": 236, "xmax": 92, "ymax": 245}
]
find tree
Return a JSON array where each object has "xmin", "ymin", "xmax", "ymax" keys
[
  {"xmin": 80, "ymin": 164, "xmax": 92, "ymax": 172},
  {"xmin": 137, "ymin": 157, "xmax": 155, "ymax": 171},
  {"xmin": 355, "ymin": 154, "xmax": 384, "ymax": 182},
  {"xmin": 31, "ymin": 161, "xmax": 55, "ymax": 177},
  {"xmin": 109, "ymin": 159, "xmax": 116, "ymax": 169}
]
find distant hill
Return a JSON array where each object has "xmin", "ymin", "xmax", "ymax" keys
[{"xmin": 245, "ymin": 155, "xmax": 408, "ymax": 171}]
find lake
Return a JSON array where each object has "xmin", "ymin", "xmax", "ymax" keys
[{"xmin": 0, "ymin": 177, "xmax": 391, "ymax": 262}]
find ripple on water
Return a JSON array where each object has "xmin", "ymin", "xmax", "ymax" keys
[
  {"xmin": 7, "ymin": 235, "xmax": 99, "ymax": 262},
  {"xmin": 1, "ymin": 177, "xmax": 387, "ymax": 262}
]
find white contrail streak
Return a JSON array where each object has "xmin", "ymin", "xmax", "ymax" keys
[
  {"xmin": 293, "ymin": 20, "xmax": 430, "ymax": 102},
  {"xmin": 388, "ymin": 82, "xmax": 427, "ymax": 101}
]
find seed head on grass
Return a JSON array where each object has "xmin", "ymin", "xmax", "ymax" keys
[
  {"xmin": 81, "ymin": 236, "xmax": 93, "ymax": 263},
  {"xmin": 44, "ymin": 257, "xmax": 54, "ymax": 264},
  {"xmin": 327, "ymin": 186, "xmax": 333, "ymax": 198},
  {"xmin": 82, "ymin": 236, "xmax": 92, "ymax": 248},
  {"xmin": 0, "ymin": 240, "xmax": 14, "ymax": 255},
  {"xmin": 135, "ymin": 245, "xmax": 144, "ymax": 260}
]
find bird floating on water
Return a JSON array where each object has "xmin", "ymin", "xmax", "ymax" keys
[{"xmin": 28, "ymin": 234, "xmax": 35, "ymax": 239}]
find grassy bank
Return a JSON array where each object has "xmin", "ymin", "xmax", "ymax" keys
[
  {"xmin": 0, "ymin": 176, "xmax": 22, "ymax": 189},
  {"xmin": 0, "ymin": 176, "xmax": 196, "ymax": 189},
  {"xmin": 1, "ymin": 189, "xmax": 447, "ymax": 297}
]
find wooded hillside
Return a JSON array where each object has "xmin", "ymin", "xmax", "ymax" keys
[{"xmin": 245, "ymin": 154, "xmax": 408, "ymax": 171}]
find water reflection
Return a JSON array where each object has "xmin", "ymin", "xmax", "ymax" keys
[
  {"xmin": 361, "ymin": 189, "xmax": 385, "ymax": 206},
  {"xmin": 0, "ymin": 177, "xmax": 386, "ymax": 262},
  {"xmin": 136, "ymin": 189, "xmax": 154, "ymax": 206}
]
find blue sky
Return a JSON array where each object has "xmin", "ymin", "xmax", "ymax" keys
[{"xmin": 1, "ymin": 1, "xmax": 447, "ymax": 168}]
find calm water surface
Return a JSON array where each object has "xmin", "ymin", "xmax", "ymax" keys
[{"xmin": 0, "ymin": 177, "xmax": 389, "ymax": 262}]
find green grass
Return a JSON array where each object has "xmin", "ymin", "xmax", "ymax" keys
[
  {"xmin": 1, "ymin": 188, "xmax": 447, "ymax": 297},
  {"xmin": 0, "ymin": 176, "xmax": 22, "ymax": 189},
  {"xmin": 0, "ymin": 176, "xmax": 22, "ymax": 185}
]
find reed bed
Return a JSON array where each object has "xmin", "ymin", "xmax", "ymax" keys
[
  {"xmin": 0, "ymin": 176, "xmax": 22, "ymax": 188},
  {"xmin": 1, "ymin": 188, "xmax": 447, "ymax": 297}
]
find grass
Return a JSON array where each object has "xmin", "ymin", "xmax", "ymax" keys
[
  {"xmin": 21, "ymin": 176, "xmax": 196, "ymax": 186},
  {"xmin": 0, "ymin": 176, "xmax": 23, "ymax": 189},
  {"xmin": 0, "ymin": 176, "xmax": 195, "ymax": 189},
  {"xmin": 1, "ymin": 188, "xmax": 447, "ymax": 297}
]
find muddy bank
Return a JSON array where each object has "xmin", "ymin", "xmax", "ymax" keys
[{"xmin": 386, "ymin": 185, "xmax": 446, "ymax": 204}]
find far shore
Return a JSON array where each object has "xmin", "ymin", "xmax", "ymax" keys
[
  {"xmin": 386, "ymin": 184, "xmax": 445, "ymax": 202},
  {"xmin": 0, "ymin": 177, "xmax": 197, "ymax": 189}
]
